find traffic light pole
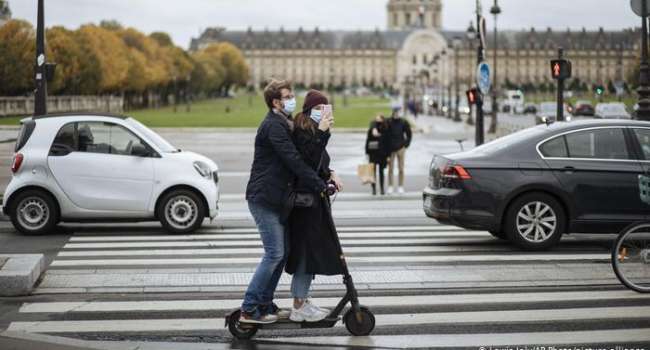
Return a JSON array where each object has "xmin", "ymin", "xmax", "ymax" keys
[
  {"xmin": 637, "ymin": 2, "xmax": 650, "ymax": 121},
  {"xmin": 556, "ymin": 48, "xmax": 565, "ymax": 122},
  {"xmin": 34, "ymin": 0, "xmax": 47, "ymax": 116},
  {"xmin": 475, "ymin": 1, "xmax": 485, "ymax": 146}
]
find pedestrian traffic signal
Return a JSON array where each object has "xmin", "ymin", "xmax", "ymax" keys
[
  {"xmin": 550, "ymin": 59, "xmax": 572, "ymax": 80},
  {"xmin": 466, "ymin": 88, "xmax": 479, "ymax": 105},
  {"xmin": 595, "ymin": 85, "xmax": 605, "ymax": 95}
]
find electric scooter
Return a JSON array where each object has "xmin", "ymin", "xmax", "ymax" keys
[{"xmin": 225, "ymin": 190, "xmax": 375, "ymax": 340}]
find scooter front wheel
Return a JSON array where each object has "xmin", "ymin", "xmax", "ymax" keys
[
  {"xmin": 344, "ymin": 306, "xmax": 375, "ymax": 336},
  {"xmin": 227, "ymin": 310, "xmax": 259, "ymax": 340}
]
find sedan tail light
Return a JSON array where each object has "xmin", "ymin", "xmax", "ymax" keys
[
  {"xmin": 11, "ymin": 153, "xmax": 24, "ymax": 173},
  {"xmin": 442, "ymin": 165, "xmax": 472, "ymax": 180}
]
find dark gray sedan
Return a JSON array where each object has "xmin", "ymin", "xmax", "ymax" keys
[{"xmin": 423, "ymin": 119, "xmax": 650, "ymax": 251}]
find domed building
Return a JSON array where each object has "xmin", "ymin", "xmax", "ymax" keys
[{"xmin": 191, "ymin": 0, "xmax": 639, "ymax": 94}]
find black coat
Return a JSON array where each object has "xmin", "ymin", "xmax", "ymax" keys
[
  {"xmin": 365, "ymin": 121, "xmax": 392, "ymax": 166},
  {"xmin": 246, "ymin": 111, "xmax": 326, "ymax": 212},
  {"xmin": 387, "ymin": 117, "xmax": 413, "ymax": 152},
  {"xmin": 285, "ymin": 124, "xmax": 344, "ymax": 276}
]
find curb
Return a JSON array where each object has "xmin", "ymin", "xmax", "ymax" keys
[{"xmin": 0, "ymin": 254, "xmax": 44, "ymax": 296}]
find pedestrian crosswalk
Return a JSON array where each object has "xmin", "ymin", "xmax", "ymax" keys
[{"xmin": 6, "ymin": 220, "xmax": 650, "ymax": 348}]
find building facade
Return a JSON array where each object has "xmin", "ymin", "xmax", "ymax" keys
[
  {"xmin": 190, "ymin": 0, "xmax": 640, "ymax": 93},
  {"xmin": 0, "ymin": 0, "xmax": 11, "ymax": 26}
]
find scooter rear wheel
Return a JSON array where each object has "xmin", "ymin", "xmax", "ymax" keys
[
  {"xmin": 344, "ymin": 306, "xmax": 375, "ymax": 336},
  {"xmin": 227, "ymin": 310, "xmax": 259, "ymax": 340}
]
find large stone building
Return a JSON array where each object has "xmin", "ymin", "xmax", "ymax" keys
[
  {"xmin": 0, "ymin": 0, "xmax": 11, "ymax": 26},
  {"xmin": 190, "ymin": 0, "xmax": 640, "ymax": 93}
]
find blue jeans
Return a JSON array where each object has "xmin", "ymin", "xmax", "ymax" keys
[
  {"xmin": 241, "ymin": 201, "xmax": 289, "ymax": 315},
  {"xmin": 291, "ymin": 255, "xmax": 314, "ymax": 299}
]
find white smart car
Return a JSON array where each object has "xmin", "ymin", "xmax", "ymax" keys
[{"xmin": 2, "ymin": 113, "xmax": 219, "ymax": 235}]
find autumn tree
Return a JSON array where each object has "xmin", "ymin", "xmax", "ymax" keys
[
  {"xmin": 0, "ymin": 20, "xmax": 35, "ymax": 95},
  {"xmin": 76, "ymin": 24, "xmax": 131, "ymax": 93}
]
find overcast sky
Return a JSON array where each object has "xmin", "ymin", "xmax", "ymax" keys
[{"xmin": 9, "ymin": 0, "xmax": 640, "ymax": 49}]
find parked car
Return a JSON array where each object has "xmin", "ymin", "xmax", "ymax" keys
[
  {"xmin": 573, "ymin": 100, "xmax": 595, "ymax": 117},
  {"xmin": 535, "ymin": 102, "xmax": 572, "ymax": 124},
  {"xmin": 2, "ymin": 113, "xmax": 220, "ymax": 235},
  {"xmin": 423, "ymin": 119, "xmax": 650, "ymax": 251},
  {"xmin": 502, "ymin": 90, "xmax": 525, "ymax": 114},
  {"xmin": 523, "ymin": 104, "xmax": 538, "ymax": 115},
  {"xmin": 595, "ymin": 103, "xmax": 631, "ymax": 119}
]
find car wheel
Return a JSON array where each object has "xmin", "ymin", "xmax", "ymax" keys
[
  {"xmin": 9, "ymin": 189, "xmax": 59, "ymax": 235},
  {"xmin": 157, "ymin": 189, "xmax": 205, "ymax": 234},
  {"xmin": 489, "ymin": 230, "xmax": 508, "ymax": 240},
  {"xmin": 505, "ymin": 193, "xmax": 565, "ymax": 251}
]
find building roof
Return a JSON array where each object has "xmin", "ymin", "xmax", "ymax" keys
[{"xmin": 191, "ymin": 26, "xmax": 640, "ymax": 52}]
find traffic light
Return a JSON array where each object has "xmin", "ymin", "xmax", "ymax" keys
[
  {"xmin": 595, "ymin": 85, "xmax": 605, "ymax": 95},
  {"xmin": 466, "ymin": 88, "xmax": 479, "ymax": 105},
  {"xmin": 550, "ymin": 59, "xmax": 572, "ymax": 80}
]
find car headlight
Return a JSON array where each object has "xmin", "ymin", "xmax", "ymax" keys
[{"xmin": 193, "ymin": 161, "xmax": 212, "ymax": 179}]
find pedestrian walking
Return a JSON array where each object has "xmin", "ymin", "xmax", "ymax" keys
[
  {"xmin": 365, "ymin": 114, "xmax": 391, "ymax": 196},
  {"xmin": 241, "ymin": 79, "xmax": 327, "ymax": 324},
  {"xmin": 387, "ymin": 107, "xmax": 412, "ymax": 195},
  {"xmin": 285, "ymin": 90, "xmax": 344, "ymax": 322}
]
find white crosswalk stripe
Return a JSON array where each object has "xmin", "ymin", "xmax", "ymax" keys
[{"xmin": 9, "ymin": 219, "xmax": 648, "ymax": 348}]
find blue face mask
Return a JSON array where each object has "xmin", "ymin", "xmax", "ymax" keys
[
  {"xmin": 310, "ymin": 109, "xmax": 322, "ymax": 123},
  {"xmin": 282, "ymin": 98, "xmax": 297, "ymax": 114}
]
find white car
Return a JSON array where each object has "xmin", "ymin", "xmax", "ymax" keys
[
  {"xmin": 2, "ymin": 113, "xmax": 220, "ymax": 235},
  {"xmin": 595, "ymin": 103, "xmax": 631, "ymax": 119}
]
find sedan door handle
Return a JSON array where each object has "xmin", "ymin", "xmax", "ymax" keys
[{"xmin": 562, "ymin": 166, "xmax": 576, "ymax": 173}]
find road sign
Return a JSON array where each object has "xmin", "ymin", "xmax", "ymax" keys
[
  {"xmin": 476, "ymin": 62, "xmax": 491, "ymax": 94},
  {"xmin": 632, "ymin": 0, "xmax": 650, "ymax": 17}
]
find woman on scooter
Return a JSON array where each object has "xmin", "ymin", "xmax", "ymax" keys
[{"xmin": 286, "ymin": 90, "xmax": 344, "ymax": 322}]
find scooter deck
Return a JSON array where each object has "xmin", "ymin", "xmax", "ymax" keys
[{"xmin": 240, "ymin": 316, "xmax": 340, "ymax": 330}]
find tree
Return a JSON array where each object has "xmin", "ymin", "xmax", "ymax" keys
[
  {"xmin": 0, "ymin": 20, "xmax": 35, "ymax": 95},
  {"xmin": 76, "ymin": 25, "xmax": 131, "ymax": 93},
  {"xmin": 200, "ymin": 43, "xmax": 250, "ymax": 95},
  {"xmin": 191, "ymin": 48, "xmax": 226, "ymax": 96},
  {"xmin": 46, "ymin": 26, "xmax": 99, "ymax": 94}
]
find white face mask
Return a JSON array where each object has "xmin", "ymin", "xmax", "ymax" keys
[
  {"xmin": 310, "ymin": 109, "xmax": 322, "ymax": 123},
  {"xmin": 282, "ymin": 98, "xmax": 297, "ymax": 114}
]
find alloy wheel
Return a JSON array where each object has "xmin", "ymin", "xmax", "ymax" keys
[{"xmin": 515, "ymin": 201, "xmax": 557, "ymax": 243}]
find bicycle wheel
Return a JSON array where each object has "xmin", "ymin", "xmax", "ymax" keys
[{"xmin": 612, "ymin": 222, "xmax": 650, "ymax": 293}]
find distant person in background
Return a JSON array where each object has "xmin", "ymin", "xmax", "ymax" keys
[
  {"xmin": 387, "ymin": 107, "xmax": 412, "ymax": 195},
  {"xmin": 365, "ymin": 114, "xmax": 391, "ymax": 196}
]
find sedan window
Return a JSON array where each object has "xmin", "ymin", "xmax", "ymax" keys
[
  {"xmin": 565, "ymin": 128, "xmax": 630, "ymax": 160},
  {"xmin": 540, "ymin": 136, "xmax": 568, "ymax": 158},
  {"xmin": 633, "ymin": 128, "xmax": 650, "ymax": 160}
]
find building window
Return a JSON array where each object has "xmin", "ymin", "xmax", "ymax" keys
[{"xmin": 405, "ymin": 13, "xmax": 411, "ymax": 26}]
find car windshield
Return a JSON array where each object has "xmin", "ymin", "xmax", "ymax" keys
[
  {"xmin": 540, "ymin": 103, "xmax": 555, "ymax": 113},
  {"xmin": 125, "ymin": 118, "xmax": 179, "ymax": 153},
  {"xmin": 602, "ymin": 104, "xmax": 627, "ymax": 114},
  {"xmin": 472, "ymin": 126, "xmax": 546, "ymax": 155}
]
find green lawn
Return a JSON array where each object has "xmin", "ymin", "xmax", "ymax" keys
[{"xmin": 0, "ymin": 94, "xmax": 393, "ymax": 128}]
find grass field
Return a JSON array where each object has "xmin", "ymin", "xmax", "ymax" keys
[{"xmin": 0, "ymin": 94, "xmax": 393, "ymax": 128}]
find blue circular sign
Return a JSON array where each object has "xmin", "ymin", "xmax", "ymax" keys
[{"xmin": 476, "ymin": 62, "xmax": 492, "ymax": 95}]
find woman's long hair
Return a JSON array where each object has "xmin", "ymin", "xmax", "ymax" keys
[{"xmin": 294, "ymin": 110, "xmax": 317, "ymax": 134}]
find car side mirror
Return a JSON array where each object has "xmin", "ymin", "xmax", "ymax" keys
[{"xmin": 131, "ymin": 144, "xmax": 150, "ymax": 157}]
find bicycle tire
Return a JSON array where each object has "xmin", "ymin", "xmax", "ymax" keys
[{"xmin": 611, "ymin": 222, "xmax": 650, "ymax": 293}]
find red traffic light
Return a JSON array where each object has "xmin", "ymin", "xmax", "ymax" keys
[
  {"xmin": 550, "ymin": 59, "xmax": 572, "ymax": 80},
  {"xmin": 466, "ymin": 88, "xmax": 479, "ymax": 105}
]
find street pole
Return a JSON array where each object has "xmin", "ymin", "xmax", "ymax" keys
[
  {"xmin": 454, "ymin": 39, "xmax": 462, "ymax": 121},
  {"xmin": 475, "ymin": 0, "xmax": 485, "ymax": 146},
  {"xmin": 638, "ymin": 1, "xmax": 650, "ymax": 120},
  {"xmin": 34, "ymin": 0, "xmax": 47, "ymax": 116},
  {"xmin": 489, "ymin": 0, "xmax": 501, "ymax": 134},
  {"xmin": 556, "ymin": 48, "xmax": 566, "ymax": 122}
]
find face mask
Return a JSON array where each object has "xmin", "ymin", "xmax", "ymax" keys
[
  {"xmin": 310, "ymin": 109, "xmax": 322, "ymax": 124},
  {"xmin": 282, "ymin": 98, "xmax": 296, "ymax": 114}
]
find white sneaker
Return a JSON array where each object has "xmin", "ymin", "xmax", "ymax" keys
[
  {"xmin": 398, "ymin": 187, "xmax": 405, "ymax": 194},
  {"xmin": 304, "ymin": 299, "xmax": 330, "ymax": 315},
  {"xmin": 290, "ymin": 299, "xmax": 328, "ymax": 322},
  {"xmin": 387, "ymin": 186, "xmax": 394, "ymax": 195}
]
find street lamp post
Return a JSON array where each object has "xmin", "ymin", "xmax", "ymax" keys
[
  {"xmin": 489, "ymin": 0, "xmax": 501, "ymax": 134},
  {"xmin": 636, "ymin": 1, "xmax": 650, "ymax": 120},
  {"xmin": 34, "ymin": 0, "xmax": 47, "ymax": 116},
  {"xmin": 474, "ymin": 0, "xmax": 486, "ymax": 146},
  {"xmin": 453, "ymin": 38, "xmax": 462, "ymax": 121}
]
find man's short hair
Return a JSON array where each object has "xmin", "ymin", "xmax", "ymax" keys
[{"xmin": 264, "ymin": 79, "xmax": 292, "ymax": 110}]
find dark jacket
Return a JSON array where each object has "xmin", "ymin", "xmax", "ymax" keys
[
  {"xmin": 365, "ymin": 121, "xmax": 392, "ymax": 166},
  {"xmin": 246, "ymin": 111, "xmax": 326, "ymax": 212},
  {"xmin": 285, "ymin": 123, "xmax": 344, "ymax": 276},
  {"xmin": 387, "ymin": 117, "xmax": 413, "ymax": 152}
]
